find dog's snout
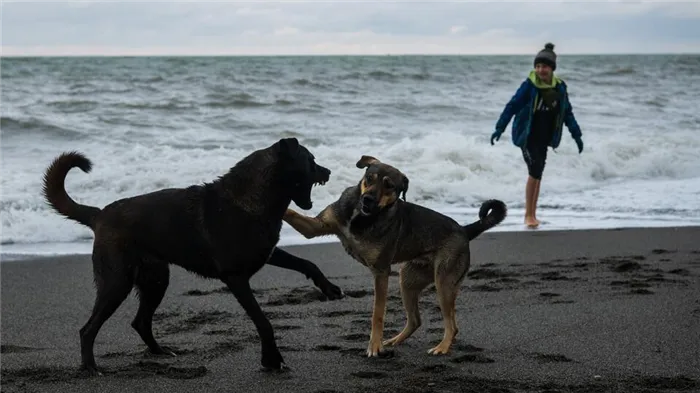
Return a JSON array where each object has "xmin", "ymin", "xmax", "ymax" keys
[
  {"xmin": 362, "ymin": 194, "xmax": 376, "ymax": 205},
  {"xmin": 316, "ymin": 165, "xmax": 331, "ymax": 179}
]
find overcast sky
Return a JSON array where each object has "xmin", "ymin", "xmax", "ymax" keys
[{"xmin": 2, "ymin": 1, "xmax": 700, "ymax": 56}]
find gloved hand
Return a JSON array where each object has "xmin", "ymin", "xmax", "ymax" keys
[
  {"xmin": 490, "ymin": 130, "xmax": 502, "ymax": 145},
  {"xmin": 574, "ymin": 137, "xmax": 583, "ymax": 154}
]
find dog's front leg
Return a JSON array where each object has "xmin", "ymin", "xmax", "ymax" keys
[
  {"xmin": 367, "ymin": 270, "xmax": 390, "ymax": 357},
  {"xmin": 284, "ymin": 207, "xmax": 336, "ymax": 239},
  {"xmin": 267, "ymin": 248, "xmax": 344, "ymax": 300},
  {"xmin": 223, "ymin": 275, "xmax": 286, "ymax": 371}
]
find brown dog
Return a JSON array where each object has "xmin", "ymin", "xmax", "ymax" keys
[
  {"xmin": 283, "ymin": 155, "xmax": 507, "ymax": 357},
  {"xmin": 42, "ymin": 138, "xmax": 343, "ymax": 375}
]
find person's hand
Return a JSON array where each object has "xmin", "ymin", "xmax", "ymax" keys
[
  {"xmin": 490, "ymin": 130, "xmax": 502, "ymax": 145},
  {"xmin": 574, "ymin": 137, "xmax": 583, "ymax": 154}
]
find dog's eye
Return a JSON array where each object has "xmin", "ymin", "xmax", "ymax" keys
[{"xmin": 365, "ymin": 174, "xmax": 372, "ymax": 183}]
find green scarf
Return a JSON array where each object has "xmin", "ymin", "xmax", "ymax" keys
[{"xmin": 528, "ymin": 70, "xmax": 561, "ymax": 89}]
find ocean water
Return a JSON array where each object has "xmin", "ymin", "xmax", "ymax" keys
[{"xmin": 2, "ymin": 55, "xmax": 700, "ymax": 260}]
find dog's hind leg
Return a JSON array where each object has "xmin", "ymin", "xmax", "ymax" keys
[
  {"xmin": 267, "ymin": 248, "xmax": 343, "ymax": 300},
  {"xmin": 131, "ymin": 261, "xmax": 174, "ymax": 357},
  {"xmin": 428, "ymin": 253, "xmax": 469, "ymax": 356},
  {"xmin": 80, "ymin": 250, "xmax": 134, "ymax": 375},
  {"xmin": 383, "ymin": 262, "xmax": 433, "ymax": 348},
  {"xmin": 223, "ymin": 274, "xmax": 286, "ymax": 371}
]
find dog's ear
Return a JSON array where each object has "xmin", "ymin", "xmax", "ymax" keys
[
  {"xmin": 279, "ymin": 137, "xmax": 299, "ymax": 158},
  {"xmin": 356, "ymin": 155, "xmax": 379, "ymax": 169},
  {"xmin": 399, "ymin": 175, "xmax": 409, "ymax": 201}
]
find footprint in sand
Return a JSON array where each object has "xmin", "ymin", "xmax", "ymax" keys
[
  {"xmin": 343, "ymin": 289, "xmax": 372, "ymax": 298},
  {"xmin": 452, "ymin": 343, "xmax": 485, "ymax": 352},
  {"xmin": 630, "ymin": 288, "xmax": 655, "ymax": 295},
  {"xmin": 467, "ymin": 268, "xmax": 516, "ymax": 280},
  {"xmin": 539, "ymin": 292, "xmax": 561, "ymax": 298},
  {"xmin": 470, "ymin": 284, "xmax": 503, "ymax": 292},
  {"xmin": 0, "ymin": 344, "xmax": 41, "ymax": 354},
  {"xmin": 351, "ymin": 371, "xmax": 388, "ymax": 379},
  {"xmin": 651, "ymin": 249, "xmax": 675, "ymax": 255},
  {"xmin": 113, "ymin": 361, "xmax": 208, "ymax": 380},
  {"xmin": 351, "ymin": 319, "xmax": 372, "ymax": 329},
  {"xmin": 273, "ymin": 324, "xmax": 303, "ymax": 331},
  {"xmin": 314, "ymin": 344, "xmax": 343, "ymax": 351},
  {"xmin": 612, "ymin": 261, "xmax": 643, "ymax": 273},
  {"xmin": 264, "ymin": 287, "xmax": 331, "ymax": 306},
  {"xmin": 100, "ymin": 346, "xmax": 192, "ymax": 359},
  {"xmin": 610, "ymin": 280, "xmax": 651, "ymax": 289},
  {"xmin": 158, "ymin": 310, "xmax": 234, "ymax": 335},
  {"xmin": 2, "ymin": 362, "xmax": 208, "ymax": 384},
  {"xmin": 340, "ymin": 333, "xmax": 367, "ymax": 342},
  {"xmin": 450, "ymin": 354, "xmax": 495, "ymax": 364},
  {"xmin": 531, "ymin": 353, "xmax": 573, "ymax": 363},
  {"xmin": 420, "ymin": 364, "xmax": 450, "ymax": 373},
  {"xmin": 539, "ymin": 271, "xmax": 575, "ymax": 281},
  {"xmin": 321, "ymin": 310, "xmax": 371, "ymax": 318},
  {"xmin": 198, "ymin": 341, "xmax": 245, "ymax": 361}
]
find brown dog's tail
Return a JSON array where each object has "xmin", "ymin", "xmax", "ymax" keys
[
  {"xmin": 42, "ymin": 151, "xmax": 101, "ymax": 230},
  {"xmin": 462, "ymin": 199, "xmax": 507, "ymax": 241}
]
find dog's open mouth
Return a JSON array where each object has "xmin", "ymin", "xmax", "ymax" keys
[{"xmin": 295, "ymin": 174, "xmax": 328, "ymax": 210}]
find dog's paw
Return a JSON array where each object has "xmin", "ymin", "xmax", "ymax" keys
[
  {"xmin": 320, "ymin": 281, "xmax": 344, "ymax": 301},
  {"xmin": 366, "ymin": 345, "xmax": 395, "ymax": 359},
  {"xmin": 80, "ymin": 364, "xmax": 104, "ymax": 377},
  {"xmin": 427, "ymin": 343, "xmax": 452, "ymax": 356},
  {"xmin": 148, "ymin": 346, "xmax": 177, "ymax": 358},
  {"xmin": 261, "ymin": 362, "xmax": 290, "ymax": 373},
  {"xmin": 366, "ymin": 340, "xmax": 385, "ymax": 358},
  {"xmin": 261, "ymin": 349, "xmax": 286, "ymax": 371}
]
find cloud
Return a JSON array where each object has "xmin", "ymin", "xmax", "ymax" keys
[{"xmin": 2, "ymin": 1, "xmax": 699, "ymax": 56}]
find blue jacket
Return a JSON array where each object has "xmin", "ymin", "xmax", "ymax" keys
[{"xmin": 495, "ymin": 71, "xmax": 582, "ymax": 149}]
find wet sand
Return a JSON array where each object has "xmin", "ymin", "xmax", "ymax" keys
[{"xmin": 2, "ymin": 226, "xmax": 700, "ymax": 393}]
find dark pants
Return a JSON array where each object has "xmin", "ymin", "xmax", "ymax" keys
[{"xmin": 521, "ymin": 137, "xmax": 548, "ymax": 180}]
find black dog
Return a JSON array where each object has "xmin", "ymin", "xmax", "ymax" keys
[{"xmin": 42, "ymin": 137, "xmax": 342, "ymax": 375}]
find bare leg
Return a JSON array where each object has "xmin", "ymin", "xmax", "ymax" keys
[
  {"xmin": 524, "ymin": 175, "xmax": 540, "ymax": 228},
  {"xmin": 533, "ymin": 178, "xmax": 541, "ymax": 224}
]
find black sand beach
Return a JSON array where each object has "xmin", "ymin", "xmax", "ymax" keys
[{"xmin": 2, "ymin": 227, "xmax": 700, "ymax": 393}]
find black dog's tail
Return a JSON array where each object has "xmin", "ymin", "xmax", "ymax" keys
[
  {"xmin": 462, "ymin": 199, "xmax": 507, "ymax": 241},
  {"xmin": 42, "ymin": 151, "xmax": 101, "ymax": 231}
]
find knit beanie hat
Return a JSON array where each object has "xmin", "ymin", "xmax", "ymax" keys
[{"xmin": 534, "ymin": 43, "xmax": 557, "ymax": 71}]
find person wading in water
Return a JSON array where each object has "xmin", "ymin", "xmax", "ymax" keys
[{"xmin": 491, "ymin": 43, "xmax": 584, "ymax": 228}]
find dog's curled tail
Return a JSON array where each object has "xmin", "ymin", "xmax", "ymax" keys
[
  {"xmin": 462, "ymin": 199, "xmax": 507, "ymax": 241},
  {"xmin": 42, "ymin": 151, "xmax": 101, "ymax": 230}
]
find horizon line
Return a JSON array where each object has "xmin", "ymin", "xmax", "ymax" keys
[{"xmin": 2, "ymin": 51, "xmax": 698, "ymax": 58}]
